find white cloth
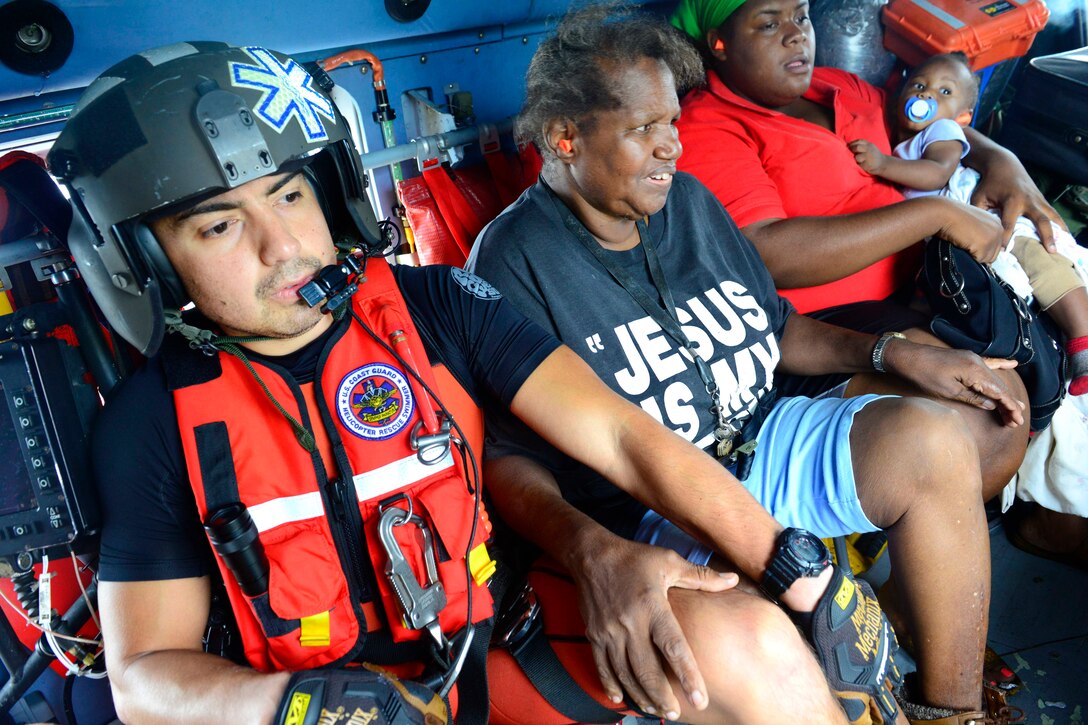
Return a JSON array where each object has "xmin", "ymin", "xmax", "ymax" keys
[{"xmin": 1015, "ymin": 392, "xmax": 1088, "ymax": 516}]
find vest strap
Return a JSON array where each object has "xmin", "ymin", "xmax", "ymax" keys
[
  {"xmin": 194, "ymin": 422, "xmax": 240, "ymax": 513},
  {"xmin": 495, "ymin": 569, "xmax": 625, "ymax": 724},
  {"xmin": 251, "ymin": 593, "xmax": 299, "ymax": 639},
  {"xmin": 451, "ymin": 618, "xmax": 492, "ymax": 725}
]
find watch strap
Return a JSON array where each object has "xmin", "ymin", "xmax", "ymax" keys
[
  {"xmin": 760, "ymin": 528, "xmax": 831, "ymax": 601},
  {"xmin": 762, "ymin": 553, "xmax": 795, "ymax": 600},
  {"xmin": 872, "ymin": 331, "xmax": 906, "ymax": 373}
]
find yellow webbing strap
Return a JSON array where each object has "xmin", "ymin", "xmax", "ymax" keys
[
  {"xmin": 0, "ymin": 286, "xmax": 13, "ymax": 316},
  {"xmin": 299, "ymin": 611, "xmax": 331, "ymax": 647},
  {"xmin": 468, "ymin": 542, "xmax": 496, "ymax": 586}
]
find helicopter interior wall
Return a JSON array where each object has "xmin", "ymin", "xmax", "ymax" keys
[
  {"xmin": 0, "ymin": 0, "xmax": 611, "ymax": 104},
  {"xmin": 1, "ymin": 1, "xmax": 1086, "ymax": 724},
  {"xmin": 0, "ymin": 0, "xmax": 670, "ymax": 231}
]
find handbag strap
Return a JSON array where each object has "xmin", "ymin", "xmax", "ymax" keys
[
  {"xmin": 931, "ymin": 239, "xmax": 971, "ymax": 315},
  {"xmin": 931, "ymin": 239, "xmax": 1033, "ymax": 324}
]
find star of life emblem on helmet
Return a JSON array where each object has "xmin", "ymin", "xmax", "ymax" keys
[{"xmin": 229, "ymin": 47, "xmax": 336, "ymax": 142}]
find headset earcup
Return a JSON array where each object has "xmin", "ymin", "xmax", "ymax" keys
[{"xmin": 133, "ymin": 222, "xmax": 188, "ymax": 310}]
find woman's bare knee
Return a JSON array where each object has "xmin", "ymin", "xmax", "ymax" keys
[
  {"xmin": 669, "ymin": 590, "xmax": 842, "ymax": 723},
  {"xmin": 852, "ymin": 397, "xmax": 982, "ymax": 527}
]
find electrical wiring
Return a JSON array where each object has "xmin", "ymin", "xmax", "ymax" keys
[
  {"xmin": 0, "ymin": 552, "xmax": 106, "ymax": 679},
  {"xmin": 69, "ymin": 550, "xmax": 101, "ymax": 632},
  {"xmin": 0, "ymin": 589, "xmax": 99, "ymax": 646},
  {"xmin": 44, "ymin": 631, "xmax": 107, "ymax": 679},
  {"xmin": 39, "ymin": 553, "xmax": 104, "ymax": 679}
]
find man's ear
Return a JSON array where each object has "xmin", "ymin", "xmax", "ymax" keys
[
  {"xmin": 545, "ymin": 120, "xmax": 577, "ymax": 160},
  {"xmin": 955, "ymin": 109, "xmax": 974, "ymax": 127},
  {"xmin": 706, "ymin": 29, "xmax": 727, "ymax": 59}
]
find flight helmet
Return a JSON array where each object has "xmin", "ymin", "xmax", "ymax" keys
[{"xmin": 48, "ymin": 41, "xmax": 382, "ymax": 356}]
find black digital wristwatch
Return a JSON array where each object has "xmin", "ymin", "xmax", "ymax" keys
[{"xmin": 761, "ymin": 527, "xmax": 833, "ymax": 600}]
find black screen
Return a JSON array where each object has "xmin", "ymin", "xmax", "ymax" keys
[{"xmin": 0, "ymin": 383, "xmax": 37, "ymax": 517}]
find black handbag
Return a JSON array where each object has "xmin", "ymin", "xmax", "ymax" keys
[{"xmin": 919, "ymin": 239, "xmax": 1067, "ymax": 431}]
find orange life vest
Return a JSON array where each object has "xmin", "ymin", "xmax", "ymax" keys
[{"xmin": 172, "ymin": 259, "xmax": 493, "ymax": 672}]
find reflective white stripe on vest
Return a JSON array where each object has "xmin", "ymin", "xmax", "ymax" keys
[
  {"xmin": 249, "ymin": 491, "xmax": 326, "ymax": 533},
  {"xmin": 351, "ymin": 449, "xmax": 453, "ymax": 501},
  {"xmin": 246, "ymin": 450, "xmax": 454, "ymax": 532}
]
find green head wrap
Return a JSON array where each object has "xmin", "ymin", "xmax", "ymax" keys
[{"xmin": 670, "ymin": 0, "xmax": 749, "ymax": 41}]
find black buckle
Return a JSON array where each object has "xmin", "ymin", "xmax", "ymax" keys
[{"xmin": 494, "ymin": 582, "xmax": 541, "ymax": 656}]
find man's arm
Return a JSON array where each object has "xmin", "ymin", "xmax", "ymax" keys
[
  {"xmin": 506, "ymin": 346, "xmax": 928, "ymax": 721},
  {"xmin": 741, "ymin": 194, "xmax": 1004, "ymax": 288},
  {"xmin": 484, "ymin": 454, "xmax": 737, "ymax": 718},
  {"xmin": 508, "ymin": 346, "xmax": 829, "ymax": 608},
  {"xmin": 848, "ymin": 138, "xmax": 962, "ymax": 192},
  {"xmin": 100, "ymin": 576, "xmax": 289, "ymax": 724}
]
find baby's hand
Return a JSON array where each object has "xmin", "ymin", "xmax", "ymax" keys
[{"xmin": 847, "ymin": 139, "xmax": 885, "ymax": 175}]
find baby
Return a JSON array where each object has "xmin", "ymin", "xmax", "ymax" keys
[{"xmin": 849, "ymin": 52, "xmax": 1088, "ymax": 395}]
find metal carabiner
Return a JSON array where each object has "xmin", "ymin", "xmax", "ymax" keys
[
  {"xmin": 410, "ymin": 414, "xmax": 452, "ymax": 465},
  {"xmin": 377, "ymin": 506, "xmax": 448, "ymax": 650}
]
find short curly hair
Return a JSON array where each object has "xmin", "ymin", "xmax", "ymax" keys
[
  {"xmin": 518, "ymin": 2, "xmax": 704, "ymax": 155},
  {"xmin": 912, "ymin": 52, "xmax": 980, "ymax": 109}
]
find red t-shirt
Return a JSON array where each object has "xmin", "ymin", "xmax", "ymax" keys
[{"xmin": 677, "ymin": 67, "xmax": 921, "ymax": 313}]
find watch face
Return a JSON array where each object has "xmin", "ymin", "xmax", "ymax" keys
[{"xmin": 789, "ymin": 532, "xmax": 825, "ymax": 563}]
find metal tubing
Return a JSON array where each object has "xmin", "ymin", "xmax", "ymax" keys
[
  {"xmin": 0, "ymin": 579, "xmax": 97, "ymax": 713},
  {"xmin": 51, "ymin": 269, "xmax": 121, "ymax": 397},
  {"xmin": 379, "ymin": 120, "xmax": 403, "ymax": 185},
  {"xmin": 360, "ymin": 117, "xmax": 513, "ymax": 172},
  {"xmin": 0, "ymin": 615, "xmax": 28, "ymax": 683}
]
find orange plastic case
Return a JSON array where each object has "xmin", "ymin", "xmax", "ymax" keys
[{"xmin": 882, "ymin": 0, "xmax": 1050, "ymax": 70}]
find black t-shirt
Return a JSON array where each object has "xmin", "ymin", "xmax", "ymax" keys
[
  {"xmin": 467, "ymin": 173, "xmax": 793, "ymax": 536},
  {"xmin": 93, "ymin": 264, "xmax": 559, "ymax": 582}
]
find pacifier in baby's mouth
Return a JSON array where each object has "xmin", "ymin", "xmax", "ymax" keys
[{"xmin": 904, "ymin": 96, "xmax": 938, "ymax": 123}]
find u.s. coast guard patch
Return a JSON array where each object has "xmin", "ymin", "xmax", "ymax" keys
[{"xmin": 337, "ymin": 364, "xmax": 415, "ymax": 440}]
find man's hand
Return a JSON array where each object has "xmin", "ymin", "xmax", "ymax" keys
[
  {"xmin": 276, "ymin": 665, "xmax": 448, "ymax": 725},
  {"xmin": 848, "ymin": 139, "xmax": 887, "ymax": 175},
  {"xmin": 569, "ymin": 533, "xmax": 738, "ymax": 719},
  {"xmin": 882, "ymin": 338, "xmax": 1025, "ymax": 427},
  {"xmin": 932, "ymin": 199, "xmax": 1006, "ymax": 263},
  {"xmin": 791, "ymin": 567, "xmax": 903, "ymax": 725},
  {"xmin": 968, "ymin": 147, "xmax": 1065, "ymax": 250}
]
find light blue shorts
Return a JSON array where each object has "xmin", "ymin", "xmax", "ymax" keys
[{"xmin": 635, "ymin": 393, "xmax": 890, "ymax": 564}]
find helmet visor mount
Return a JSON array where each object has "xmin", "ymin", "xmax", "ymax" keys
[
  {"xmin": 66, "ymin": 209, "xmax": 166, "ymax": 357},
  {"xmin": 195, "ymin": 82, "xmax": 276, "ymax": 190}
]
